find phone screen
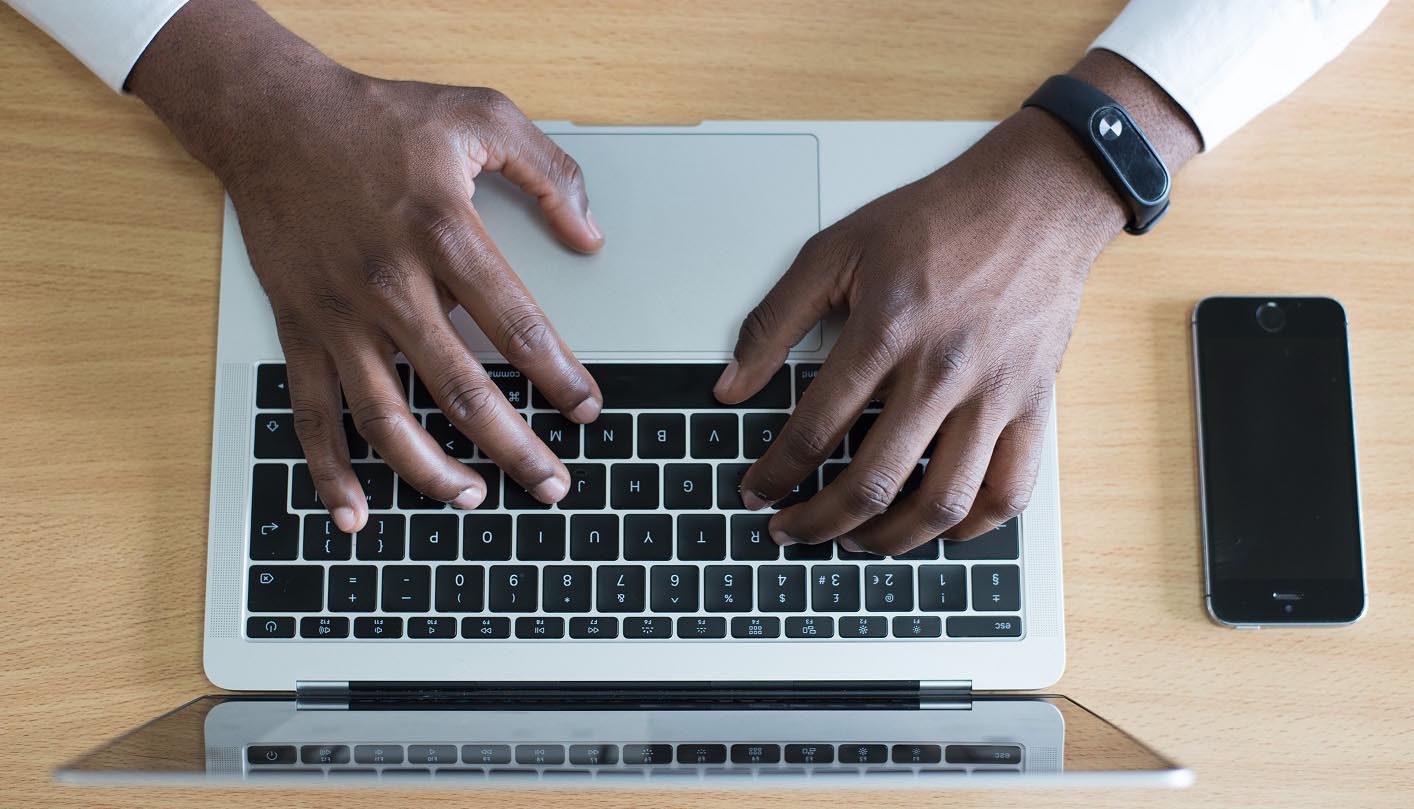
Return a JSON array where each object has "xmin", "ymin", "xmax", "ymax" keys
[{"xmin": 1194, "ymin": 297, "xmax": 1364, "ymax": 624}]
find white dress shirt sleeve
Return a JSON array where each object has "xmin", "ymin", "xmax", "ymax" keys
[
  {"xmin": 5, "ymin": 0, "xmax": 190, "ymax": 92},
  {"xmin": 1092, "ymin": 0, "xmax": 1387, "ymax": 150}
]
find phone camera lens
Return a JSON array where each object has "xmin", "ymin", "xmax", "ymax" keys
[{"xmin": 1255, "ymin": 301, "xmax": 1287, "ymax": 333}]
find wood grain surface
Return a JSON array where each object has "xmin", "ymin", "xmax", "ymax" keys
[{"xmin": 1, "ymin": 1, "xmax": 1411, "ymax": 807}]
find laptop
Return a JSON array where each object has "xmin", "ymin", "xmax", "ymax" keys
[{"xmin": 56, "ymin": 121, "xmax": 1190, "ymax": 789}]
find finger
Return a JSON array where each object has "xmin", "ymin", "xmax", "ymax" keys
[
  {"xmin": 285, "ymin": 346, "xmax": 367, "ymax": 533},
  {"xmin": 337, "ymin": 343, "xmax": 488, "ymax": 508},
  {"xmin": 768, "ymin": 367, "xmax": 954, "ymax": 546},
  {"xmin": 715, "ymin": 232, "xmax": 841, "ymax": 404},
  {"xmin": 947, "ymin": 402, "xmax": 1049, "ymax": 539},
  {"xmin": 738, "ymin": 317, "xmax": 891, "ymax": 509},
  {"xmin": 847, "ymin": 404, "xmax": 1007, "ymax": 555},
  {"xmin": 420, "ymin": 207, "xmax": 602, "ymax": 423}
]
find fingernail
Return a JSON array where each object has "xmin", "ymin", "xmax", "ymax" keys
[
  {"xmin": 586, "ymin": 210, "xmax": 603, "ymax": 242},
  {"xmin": 839, "ymin": 537, "xmax": 863, "ymax": 553},
  {"xmin": 450, "ymin": 484, "xmax": 485, "ymax": 510},
  {"xmin": 713, "ymin": 359, "xmax": 739, "ymax": 399},
  {"xmin": 331, "ymin": 506, "xmax": 358, "ymax": 533},
  {"xmin": 742, "ymin": 489, "xmax": 772, "ymax": 511},
  {"xmin": 532, "ymin": 475, "xmax": 569, "ymax": 504},
  {"xmin": 568, "ymin": 397, "xmax": 601, "ymax": 424},
  {"xmin": 769, "ymin": 527, "xmax": 799, "ymax": 546}
]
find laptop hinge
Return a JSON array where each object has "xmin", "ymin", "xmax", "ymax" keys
[
  {"xmin": 919, "ymin": 679, "xmax": 973, "ymax": 710},
  {"xmin": 296, "ymin": 680, "xmax": 351, "ymax": 710}
]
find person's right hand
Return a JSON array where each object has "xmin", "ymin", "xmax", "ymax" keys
[{"xmin": 129, "ymin": 0, "xmax": 604, "ymax": 533}]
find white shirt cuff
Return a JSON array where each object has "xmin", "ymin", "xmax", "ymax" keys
[{"xmin": 6, "ymin": 0, "xmax": 191, "ymax": 92}]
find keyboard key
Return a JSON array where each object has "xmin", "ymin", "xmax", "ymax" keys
[
  {"xmin": 354, "ymin": 616, "xmax": 403, "ymax": 638},
  {"xmin": 354, "ymin": 744, "xmax": 405, "ymax": 765},
  {"xmin": 560, "ymin": 464, "xmax": 607, "ymax": 509},
  {"xmin": 256, "ymin": 364, "xmax": 291, "ymax": 409},
  {"xmin": 502, "ymin": 479, "xmax": 552, "ymax": 510},
  {"xmin": 247, "ymin": 616, "xmax": 295, "ymax": 638},
  {"xmin": 463, "ymin": 514, "xmax": 512, "ymax": 560},
  {"xmin": 743, "ymin": 413, "xmax": 788, "ymax": 459},
  {"xmin": 408, "ymin": 744, "xmax": 458, "ymax": 764},
  {"xmin": 532, "ymin": 413, "xmax": 580, "ymax": 459},
  {"xmin": 945, "ymin": 744, "xmax": 1023, "ymax": 765},
  {"xmin": 250, "ymin": 464, "xmax": 297, "ymax": 560},
  {"xmin": 569, "ymin": 514, "xmax": 618, "ymax": 560},
  {"xmin": 864, "ymin": 565, "xmax": 914, "ymax": 611},
  {"xmin": 811, "ymin": 565, "xmax": 860, "ymax": 612},
  {"xmin": 254, "ymin": 412, "xmax": 303, "ymax": 458},
  {"xmin": 839, "ymin": 616, "xmax": 888, "ymax": 638},
  {"xmin": 892, "ymin": 615, "xmax": 943, "ymax": 638},
  {"xmin": 947, "ymin": 615, "xmax": 1021, "ymax": 638},
  {"xmin": 516, "ymin": 514, "xmax": 565, "ymax": 560},
  {"xmin": 623, "ymin": 515, "xmax": 672, "ymax": 561},
  {"xmin": 730, "ymin": 514, "xmax": 778, "ymax": 560},
  {"xmin": 488, "ymin": 566, "xmax": 537, "ymax": 612},
  {"xmin": 690, "ymin": 413, "xmax": 739, "ymax": 459},
  {"xmin": 462, "ymin": 616, "xmax": 511, "ymax": 639},
  {"xmin": 677, "ymin": 744, "xmax": 726, "ymax": 764},
  {"xmin": 821, "ymin": 461, "xmax": 847, "ymax": 486},
  {"xmin": 623, "ymin": 617, "xmax": 672, "ymax": 639},
  {"xmin": 972, "ymin": 564, "xmax": 1021, "ymax": 611},
  {"xmin": 784, "ymin": 615, "xmax": 834, "ymax": 638},
  {"xmin": 704, "ymin": 565, "xmax": 753, "ymax": 612},
  {"xmin": 730, "ymin": 616, "xmax": 779, "ymax": 638},
  {"xmin": 351, "ymin": 463, "xmax": 394, "ymax": 509},
  {"xmin": 248, "ymin": 744, "xmax": 297, "ymax": 765},
  {"xmin": 637, "ymin": 414, "xmax": 686, "ymax": 459},
  {"xmin": 676, "ymin": 514, "xmax": 726, "ymax": 560},
  {"xmin": 715, "ymin": 463, "xmax": 750, "ymax": 510},
  {"xmin": 550, "ymin": 364, "xmax": 789, "ymax": 410},
  {"xmin": 461, "ymin": 744, "xmax": 511, "ymax": 765},
  {"xmin": 847, "ymin": 413, "xmax": 878, "ymax": 457},
  {"xmin": 355, "ymin": 514, "xmax": 405, "ymax": 560},
  {"xmin": 677, "ymin": 616, "xmax": 726, "ymax": 639},
  {"xmin": 290, "ymin": 463, "xmax": 323, "ymax": 510},
  {"xmin": 328, "ymin": 565, "xmax": 376, "ymax": 612},
  {"xmin": 248, "ymin": 566, "xmax": 323, "ymax": 612},
  {"xmin": 380, "ymin": 565, "xmax": 430, "ymax": 612},
  {"xmin": 303, "ymin": 514, "xmax": 351, "ymax": 561},
  {"xmin": 621, "ymin": 743, "xmax": 673, "ymax": 765},
  {"xmin": 434, "ymin": 565, "xmax": 484, "ymax": 612},
  {"xmin": 408, "ymin": 616, "xmax": 457, "ymax": 638},
  {"xmin": 424, "ymin": 413, "xmax": 475, "ymax": 459},
  {"xmin": 410, "ymin": 514, "xmax": 458, "ymax": 560},
  {"xmin": 793, "ymin": 363, "xmax": 820, "ymax": 403},
  {"xmin": 840, "ymin": 744, "xmax": 888, "ymax": 764},
  {"xmin": 300, "ymin": 616, "xmax": 349, "ymax": 638},
  {"xmin": 584, "ymin": 413, "xmax": 632, "ymax": 458},
  {"xmin": 777, "ymin": 469, "xmax": 820, "ymax": 508},
  {"xmin": 894, "ymin": 538, "xmax": 940, "ymax": 560},
  {"xmin": 484, "ymin": 364, "xmax": 529, "ymax": 408},
  {"xmin": 784, "ymin": 743, "xmax": 834, "ymax": 764},
  {"xmin": 543, "ymin": 565, "xmax": 592, "ymax": 612},
  {"xmin": 568, "ymin": 744, "xmax": 619, "ymax": 765},
  {"xmin": 469, "ymin": 463, "xmax": 501, "ymax": 509},
  {"xmin": 944, "ymin": 518, "xmax": 1020, "ymax": 560},
  {"xmin": 917, "ymin": 565, "xmax": 967, "ymax": 612},
  {"xmin": 610, "ymin": 463, "xmax": 659, "ymax": 509},
  {"xmin": 342, "ymin": 412, "xmax": 370, "ymax": 459},
  {"xmin": 784, "ymin": 541, "xmax": 832, "ymax": 560},
  {"xmin": 651, "ymin": 566, "xmax": 699, "ymax": 612},
  {"xmin": 515, "ymin": 616, "xmax": 565, "ymax": 639},
  {"xmin": 396, "ymin": 477, "xmax": 444, "ymax": 510},
  {"xmin": 515, "ymin": 744, "xmax": 566, "ymax": 765},
  {"xmin": 596, "ymin": 566, "xmax": 646, "ymax": 612},
  {"xmin": 664, "ymin": 463, "xmax": 713, "ymax": 509},
  {"xmin": 758, "ymin": 565, "xmax": 806, "ymax": 612},
  {"xmin": 892, "ymin": 744, "xmax": 942, "ymax": 764},
  {"xmin": 569, "ymin": 616, "xmax": 619, "ymax": 639}
]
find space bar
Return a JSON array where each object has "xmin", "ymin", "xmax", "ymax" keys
[{"xmin": 533, "ymin": 363, "xmax": 792, "ymax": 409}]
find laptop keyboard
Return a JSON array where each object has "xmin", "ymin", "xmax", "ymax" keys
[{"xmin": 245, "ymin": 362, "xmax": 1023, "ymax": 641}]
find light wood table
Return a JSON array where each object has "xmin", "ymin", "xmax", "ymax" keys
[{"xmin": 2, "ymin": 1, "xmax": 1410, "ymax": 807}]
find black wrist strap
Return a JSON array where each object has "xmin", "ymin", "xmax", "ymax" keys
[{"xmin": 1023, "ymin": 75, "xmax": 1171, "ymax": 235}]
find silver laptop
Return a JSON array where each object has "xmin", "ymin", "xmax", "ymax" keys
[{"xmin": 57, "ymin": 121, "xmax": 1189, "ymax": 789}]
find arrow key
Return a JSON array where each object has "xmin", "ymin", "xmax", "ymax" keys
[
  {"xmin": 253, "ymin": 412, "xmax": 304, "ymax": 459},
  {"xmin": 256, "ymin": 364, "xmax": 291, "ymax": 409}
]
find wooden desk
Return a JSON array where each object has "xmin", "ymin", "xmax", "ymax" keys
[{"xmin": 2, "ymin": 1, "xmax": 1410, "ymax": 806}]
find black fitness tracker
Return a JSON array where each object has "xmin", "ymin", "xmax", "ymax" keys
[{"xmin": 1023, "ymin": 74, "xmax": 1171, "ymax": 235}]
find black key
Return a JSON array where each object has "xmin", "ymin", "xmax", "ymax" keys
[
  {"xmin": 596, "ymin": 565, "xmax": 646, "ymax": 612},
  {"xmin": 847, "ymin": 413, "xmax": 878, "ymax": 457},
  {"xmin": 676, "ymin": 616, "xmax": 726, "ymax": 639},
  {"xmin": 838, "ymin": 545, "xmax": 887, "ymax": 561},
  {"xmin": 568, "ymin": 744, "xmax": 619, "ymax": 765},
  {"xmin": 380, "ymin": 565, "xmax": 430, "ymax": 612},
  {"xmin": 821, "ymin": 461, "xmax": 848, "ymax": 486},
  {"xmin": 302, "ymin": 514, "xmax": 351, "ymax": 561},
  {"xmin": 793, "ymin": 363, "xmax": 819, "ymax": 403},
  {"xmin": 891, "ymin": 744, "xmax": 942, "ymax": 765},
  {"xmin": 894, "ymin": 538, "xmax": 940, "ymax": 560},
  {"xmin": 351, "ymin": 463, "xmax": 394, "ymax": 509},
  {"xmin": 918, "ymin": 565, "xmax": 967, "ymax": 612},
  {"xmin": 434, "ymin": 565, "xmax": 484, "ymax": 612},
  {"xmin": 462, "ymin": 616, "xmax": 511, "ymax": 639},
  {"xmin": 248, "ymin": 745, "xmax": 297, "ymax": 765},
  {"xmin": 784, "ymin": 615, "xmax": 835, "ymax": 638},
  {"xmin": 408, "ymin": 616, "xmax": 457, "ymax": 638},
  {"xmin": 532, "ymin": 413, "xmax": 580, "ymax": 459},
  {"xmin": 342, "ymin": 412, "xmax": 370, "ymax": 459},
  {"xmin": 484, "ymin": 364, "xmax": 529, "ymax": 408},
  {"xmin": 515, "ymin": 744, "xmax": 566, "ymax": 765},
  {"xmin": 515, "ymin": 616, "xmax": 565, "ymax": 639},
  {"xmin": 569, "ymin": 616, "xmax": 619, "ymax": 639},
  {"xmin": 784, "ymin": 541, "xmax": 832, "ymax": 560},
  {"xmin": 300, "ymin": 744, "xmax": 351, "ymax": 765},
  {"xmin": 730, "ymin": 616, "xmax": 779, "ymax": 638},
  {"xmin": 839, "ymin": 616, "xmax": 888, "ymax": 638},
  {"xmin": 355, "ymin": 514, "xmax": 405, "ymax": 560},
  {"xmin": 621, "ymin": 744, "xmax": 674, "ymax": 765},
  {"xmin": 865, "ymin": 564, "xmax": 914, "ymax": 611},
  {"xmin": 776, "ymin": 469, "xmax": 820, "ymax": 508},
  {"xmin": 637, "ymin": 413, "xmax": 686, "ymax": 459},
  {"xmin": 250, "ymin": 464, "xmax": 297, "ymax": 560},
  {"xmin": 689, "ymin": 413, "xmax": 739, "ymax": 459},
  {"xmin": 463, "ymin": 514, "xmax": 512, "ymax": 560},
  {"xmin": 972, "ymin": 564, "xmax": 1021, "ymax": 611},
  {"xmin": 622, "ymin": 514, "xmax": 671, "ymax": 561},
  {"xmin": 570, "ymin": 514, "xmax": 619, "ymax": 560},
  {"xmin": 248, "ymin": 566, "xmax": 323, "ymax": 612},
  {"xmin": 623, "ymin": 617, "xmax": 673, "ymax": 639},
  {"xmin": 704, "ymin": 565, "xmax": 753, "ymax": 612},
  {"xmin": 396, "ymin": 477, "xmax": 445, "ymax": 511},
  {"xmin": 256, "ymin": 364, "xmax": 291, "ymax": 409},
  {"xmin": 543, "ymin": 565, "xmax": 592, "ymax": 612},
  {"xmin": 810, "ymin": 565, "xmax": 860, "ymax": 612},
  {"xmin": 758, "ymin": 565, "xmax": 806, "ymax": 612},
  {"xmin": 424, "ymin": 413, "xmax": 475, "ymax": 459},
  {"xmin": 560, "ymin": 463, "xmax": 607, "ymax": 510},
  {"xmin": 947, "ymin": 615, "xmax": 1022, "ymax": 638},
  {"xmin": 410, "ymin": 514, "xmax": 458, "ymax": 560},
  {"xmin": 715, "ymin": 463, "xmax": 751, "ymax": 510},
  {"xmin": 503, "ymin": 479, "xmax": 552, "ymax": 510},
  {"xmin": 394, "ymin": 363, "xmax": 412, "ymax": 400},
  {"xmin": 610, "ymin": 463, "xmax": 659, "ymax": 510},
  {"xmin": 583, "ymin": 413, "xmax": 632, "ymax": 458},
  {"xmin": 461, "ymin": 744, "xmax": 511, "ymax": 765},
  {"xmin": 254, "ymin": 412, "xmax": 303, "ymax": 459},
  {"xmin": 840, "ymin": 744, "xmax": 888, "ymax": 764},
  {"xmin": 651, "ymin": 565, "xmax": 699, "ymax": 612},
  {"xmin": 945, "ymin": 744, "xmax": 1023, "ymax": 765},
  {"xmin": 543, "ymin": 364, "xmax": 789, "ymax": 410},
  {"xmin": 408, "ymin": 744, "xmax": 458, "ymax": 764},
  {"xmin": 742, "ymin": 413, "xmax": 788, "ymax": 459},
  {"xmin": 892, "ymin": 615, "xmax": 942, "ymax": 638},
  {"xmin": 290, "ymin": 463, "xmax": 322, "ymax": 510},
  {"xmin": 899, "ymin": 464, "xmax": 926, "ymax": 497},
  {"xmin": 944, "ymin": 518, "xmax": 1020, "ymax": 560},
  {"xmin": 328, "ymin": 565, "xmax": 376, "ymax": 612},
  {"xmin": 300, "ymin": 616, "xmax": 349, "ymax": 639},
  {"xmin": 663, "ymin": 463, "xmax": 713, "ymax": 509},
  {"xmin": 677, "ymin": 744, "xmax": 726, "ymax": 764},
  {"xmin": 730, "ymin": 514, "xmax": 778, "ymax": 560},
  {"xmin": 516, "ymin": 514, "xmax": 565, "ymax": 560},
  {"xmin": 488, "ymin": 566, "xmax": 537, "ymax": 612},
  {"xmin": 470, "ymin": 463, "xmax": 501, "ymax": 509},
  {"xmin": 354, "ymin": 745, "xmax": 405, "ymax": 765},
  {"xmin": 676, "ymin": 514, "xmax": 725, "ymax": 560},
  {"xmin": 354, "ymin": 616, "xmax": 403, "ymax": 638},
  {"xmin": 784, "ymin": 743, "xmax": 834, "ymax": 764},
  {"xmin": 246, "ymin": 616, "xmax": 294, "ymax": 638}
]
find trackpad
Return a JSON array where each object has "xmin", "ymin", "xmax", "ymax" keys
[{"xmin": 459, "ymin": 132, "xmax": 821, "ymax": 355}]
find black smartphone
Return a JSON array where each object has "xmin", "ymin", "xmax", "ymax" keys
[{"xmin": 1191, "ymin": 296, "xmax": 1366, "ymax": 627}]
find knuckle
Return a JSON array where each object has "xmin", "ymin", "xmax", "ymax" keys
[
  {"xmin": 351, "ymin": 400, "xmax": 410, "ymax": 447},
  {"xmin": 738, "ymin": 297, "xmax": 782, "ymax": 348},
  {"xmin": 291, "ymin": 407, "xmax": 335, "ymax": 448},
  {"xmin": 465, "ymin": 86, "xmax": 515, "ymax": 119},
  {"xmin": 415, "ymin": 208, "xmax": 475, "ymax": 264},
  {"xmin": 439, "ymin": 376, "xmax": 502, "ymax": 431},
  {"xmin": 547, "ymin": 149, "xmax": 586, "ymax": 196},
  {"xmin": 358, "ymin": 255, "xmax": 413, "ymax": 312},
  {"xmin": 774, "ymin": 418, "xmax": 838, "ymax": 470},
  {"xmin": 496, "ymin": 303, "xmax": 557, "ymax": 360},
  {"xmin": 992, "ymin": 483, "xmax": 1034, "ymax": 520},
  {"xmin": 920, "ymin": 494, "xmax": 972, "ymax": 532},
  {"xmin": 844, "ymin": 469, "xmax": 902, "ymax": 518}
]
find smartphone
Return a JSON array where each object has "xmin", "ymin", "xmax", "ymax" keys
[{"xmin": 1191, "ymin": 296, "xmax": 1366, "ymax": 627}]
